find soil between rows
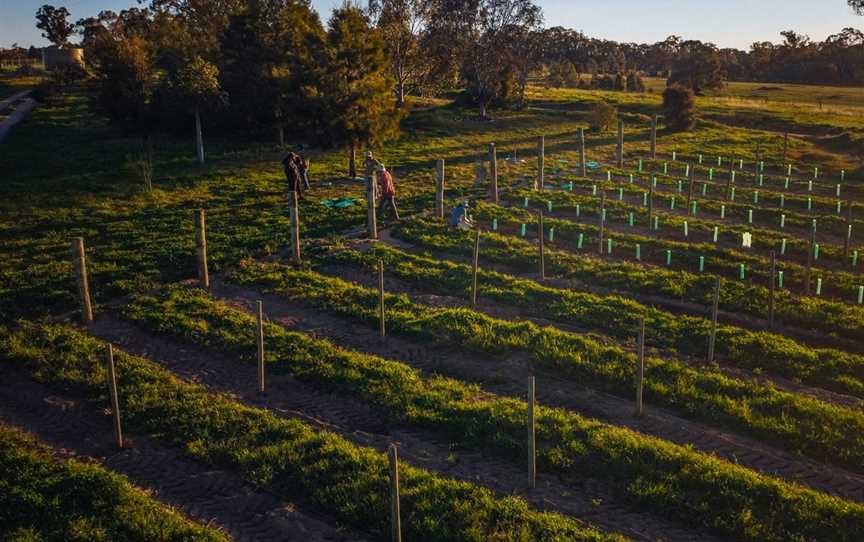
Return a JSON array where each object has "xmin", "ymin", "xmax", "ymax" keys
[
  {"xmin": 227, "ymin": 255, "xmax": 864, "ymax": 505},
  {"xmin": 0, "ymin": 364, "xmax": 362, "ymax": 542},
  {"xmin": 88, "ymin": 309, "xmax": 715, "ymax": 542}
]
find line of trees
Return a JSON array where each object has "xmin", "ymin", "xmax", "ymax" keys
[
  {"xmin": 25, "ymin": 0, "xmax": 863, "ymax": 160},
  {"xmin": 40, "ymin": 0, "xmax": 405, "ymax": 170},
  {"xmin": 34, "ymin": 0, "xmax": 549, "ymax": 166}
]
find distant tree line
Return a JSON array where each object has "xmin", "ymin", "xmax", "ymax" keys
[
  {"xmin": 538, "ymin": 28, "xmax": 864, "ymax": 92},
  {"xmin": 17, "ymin": 0, "xmax": 863, "ymax": 156}
]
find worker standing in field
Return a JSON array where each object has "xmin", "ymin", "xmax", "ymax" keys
[
  {"xmin": 376, "ymin": 162, "xmax": 400, "ymax": 220},
  {"xmin": 301, "ymin": 157, "xmax": 311, "ymax": 190},
  {"xmin": 282, "ymin": 152, "xmax": 304, "ymax": 201}
]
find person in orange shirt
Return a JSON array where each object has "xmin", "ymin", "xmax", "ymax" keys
[{"xmin": 376, "ymin": 162, "xmax": 400, "ymax": 220}]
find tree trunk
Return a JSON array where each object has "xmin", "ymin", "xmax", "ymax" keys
[
  {"xmin": 396, "ymin": 81, "xmax": 405, "ymax": 107},
  {"xmin": 194, "ymin": 108, "xmax": 204, "ymax": 165},
  {"xmin": 349, "ymin": 144, "xmax": 357, "ymax": 178},
  {"xmin": 480, "ymin": 102, "xmax": 487, "ymax": 120},
  {"xmin": 277, "ymin": 124, "xmax": 284, "ymax": 147}
]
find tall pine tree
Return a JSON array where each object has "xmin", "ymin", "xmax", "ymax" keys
[{"xmin": 319, "ymin": 4, "xmax": 401, "ymax": 177}]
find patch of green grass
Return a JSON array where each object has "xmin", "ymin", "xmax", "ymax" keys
[
  {"xmin": 120, "ymin": 282, "xmax": 864, "ymax": 542},
  {"xmin": 393, "ymin": 219, "xmax": 864, "ymax": 343},
  {"xmin": 0, "ymin": 423, "xmax": 229, "ymax": 542},
  {"xmin": 0, "ymin": 321, "xmax": 618, "ymax": 542},
  {"xmin": 228, "ymin": 259, "xmax": 864, "ymax": 471},
  {"xmin": 478, "ymin": 194, "xmax": 862, "ymax": 304},
  {"xmin": 333, "ymin": 243, "xmax": 864, "ymax": 399}
]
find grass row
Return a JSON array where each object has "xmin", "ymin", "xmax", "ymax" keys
[
  {"xmin": 330, "ymin": 243, "xmax": 864, "ymax": 399},
  {"xmin": 227, "ymin": 258, "xmax": 864, "ymax": 472},
  {"xmin": 639, "ymin": 154, "xmax": 857, "ymax": 189},
  {"xmin": 616, "ymin": 160, "xmax": 858, "ymax": 210},
  {"xmin": 118, "ymin": 282, "xmax": 864, "ymax": 542},
  {"xmin": 391, "ymin": 219, "xmax": 864, "ymax": 343},
  {"xmin": 480, "ymin": 197, "xmax": 862, "ymax": 303},
  {"xmin": 556, "ymin": 169, "xmax": 862, "ymax": 239},
  {"xmin": 504, "ymin": 186, "xmax": 852, "ymax": 266},
  {"xmin": 0, "ymin": 320, "xmax": 616, "ymax": 542},
  {"xmin": 0, "ymin": 423, "xmax": 228, "ymax": 542}
]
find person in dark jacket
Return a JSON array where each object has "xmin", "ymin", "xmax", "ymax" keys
[{"xmin": 282, "ymin": 152, "xmax": 303, "ymax": 199}]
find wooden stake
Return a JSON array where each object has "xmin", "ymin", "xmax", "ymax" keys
[
  {"xmin": 647, "ymin": 179, "xmax": 655, "ymax": 228},
  {"xmin": 475, "ymin": 159, "xmax": 485, "ymax": 186},
  {"xmin": 471, "ymin": 229, "xmax": 480, "ymax": 307},
  {"xmin": 378, "ymin": 259, "xmax": 386, "ymax": 339},
  {"xmin": 106, "ymin": 344, "xmax": 123, "ymax": 449},
  {"xmin": 650, "ymin": 116, "xmax": 657, "ymax": 160},
  {"xmin": 527, "ymin": 376, "xmax": 536, "ymax": 490},
  {"xmin": 435, "ymin": 159, "xmax": 445, "ymax": 219},
  {"xmin": 367, "ymin": 172, "xmax": 378, "ymax": 240},
  {"xmin": 635, "ymin": 318, "xmax": 645, "ymax": 417},
  {"xmin": 536, "ymin": 135, "xmax": 545, "ymax": 190},
  {"xmin": 194, "ymin": 210, "xmax": 209, "ymax": 289},
  {"xmin": 579, "ymin": 128, "xmax": 587, "ymax": 178},
  {"xmin": 768, "ymin": 251, "xmax": 776, "ymax": 329},
  {"xmin": 388, "ymin": 444, "xmax": 402, "ymax": 542},
  {"xmin": 805, "ymin": 224, "xmax": 815, "ymax": 295},
  {"xmin": 616, "ymin": 119, "xmax": 624, "ymax": 168},
  {"xmin": 538, "ymin": 210, "xmax": 545, "ymax": 280},
  {"xmin": 707, "ymin": 277, "xmax": 720, "ymax": 363},
  {"xmin": 289, "ymin": 192, "xmax": 301, "ymax": 261},
  {"xmin": 844, "ymin": 202, "xmax": 854, "ymax": 261},
  {"xmin": 489, "ymin": 143, "xmax": 498, "ymax": 203},
  {"xmin": 598, "ymin": 191, "xmax": 606, "ymax": 255},
  {"xmin": 687, "ymin": 164, "xmax": 696, "ymax": 215},
  {"xmin": 725, "ymin": 166, "xmax": 734, "ymax": 201},
  {"xmin": 256, "ymin": 300, "xmax": 265, "ymax": 393},
  {"xmin": 71, "ymin": 237, "xmax": 93, "ymax": 323}
]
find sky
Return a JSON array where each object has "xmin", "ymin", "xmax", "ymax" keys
[{"xmin": 1, "ymin": 0, "xmax": 861, "ymax": 50}]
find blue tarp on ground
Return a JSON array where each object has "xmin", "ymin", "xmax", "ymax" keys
[{"xmin": 320, "ymin": 197, "xmax": 356, "ymax": 209}]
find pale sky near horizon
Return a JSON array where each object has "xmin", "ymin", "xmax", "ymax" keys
[{"xmin": 1, "ymin": 0, "xmax": 860, "ymax": 50}]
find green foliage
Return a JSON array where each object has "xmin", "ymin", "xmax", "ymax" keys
[
  {"xmin": 667, "ymin": 41, "xmax": 724, "ymax": 94},
  {"xmin": 491, "ymin": 189, "xmax": 863, "ymax": 309},
  {"xmin": 625, "ymin": 71, "xmax": 645, "ymax": 92},
  {"xmin": 663, "ymin": 84, "xmax": 697, "ymax": 131},
  {"xmin": 173, "ymin": 56, "xmax": 225, "ymax": 109},
  {"xmin": 0, "ymin": 322, "xmax": 616, "ymax": 542},
  {"xmin": 118, "ymin": 282, "xmax": 864, "ymax": 542},
  {"xmin": 546, "ymin": 61, "xmax": 580, "ymax": 88},
  {"xmin": 334, "ymin": 240, "xmax": 864, "ymax": 400},
  {"xmin": 89, "ymin": 33, "xmax": 158, "ymax": 124},
  {"xmin": 587, "ymin": 100, "xmax": 617, "ymax": 132},
  {"xmin": 227, "ymin": 258, "xmax": 864, "ymax": 470},
  {"xmin": 319, "ymin": 5, "xmax": 402, "ymax": 150},
  {"xmin": 0, "ymin": 424, "xmax": 228, "ymax": 542},
  {"xmin": 35, "ymin": 5, "xmax": 74, "ymax": 48}
]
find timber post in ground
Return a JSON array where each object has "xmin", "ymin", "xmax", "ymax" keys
[{"xmin": 72, "ymin": 237, "xmax": 93, "ymax": 323}]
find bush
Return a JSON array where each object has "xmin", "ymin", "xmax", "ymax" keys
[
  {"xmin": 662, "ymin": 84, "xmax": 697, "ymax": 130},
  {"xmin": 546, "ymin": 61, "xmax": 580, "ymax": 88},
  {"xmin": 587, "ymin": 100, "xmax": 617, "ymax": 132},
  {"xmin": 626, "ymin": 71, "xmax": 645, "ymax": 92}
]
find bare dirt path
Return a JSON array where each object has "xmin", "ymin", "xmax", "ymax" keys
[
  {"xmin": 89, "ymin": 310, "xmax": 720, "ymax": 542},
  {"xmin": 0, "ymin": 90, "xmax": 35, "ymax": 143}
]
